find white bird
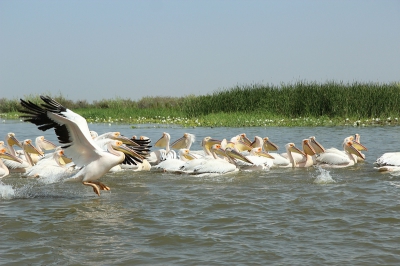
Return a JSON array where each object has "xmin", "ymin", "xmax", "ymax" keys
[
  {"xmin": 191, "ymin": 144, "xmax": 239, "ymax": 175},
  {"xmin": 19, "ymin": 95, "xmax": 143, "ymax": 196},
  {"xmin": 236, "ymin": 147, "xmax": 275, "ymax": 171},
  {"xmin": 147, "ymin": 132, "xmax": 177, "ymax": 165},
  {"xmin": 374, "ymin": 144, "xmax": 400, "ymax": 172},
  {"xmin": 16, "ymin": 136, "xmax": 57, "ymax": 164},
  {"xmin": 317, "ymin": 140, "xmax": 365, "ymax": 168},
  {"xmin": 3, "ymin": 138, "xmax": 43, "ymax": 173},
  {"xmin": 0, "ymin": 147, "xmax": 23, "ymax": 178},
  {"xmin": 153, "ymin": 149, "xmax": 195, "ymax": 172},
  {"xmin": 284, "ymin": 140, "xmax": 316, "ymax": 168},
  {"xmin": 23, "ymin": 147, "xmax": 75, "ymax": 180}
]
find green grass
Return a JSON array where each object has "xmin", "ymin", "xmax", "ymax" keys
[{"xmin": 1, "ymin": 81, "xmax": 400, "ymax": 127}]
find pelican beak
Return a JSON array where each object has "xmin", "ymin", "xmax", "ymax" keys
[
  {"xmin": 214, "ymin": 147, "xmax": 227, "ymax": 158},
  {"xmin": 202, "ymin": 137, "xmax": 221, "ymax": 153},
  {"xmin": 23, "ymin": 140, "xmax": 44, "ymax": 155},
  {"xmin": 39, "ymin": 137, "xmax": 57, "ymax": 150},
  {"xmin": 309, "ymin": 136, "xmax": 325, "ymax": 153},
  {"xmin": 112, "ymin": 142, "xmax": 144, "ymax": 161},
  {"xmin": 256, "ymin": 150, "xmax": 275, "ymax": 159},
  {"xmin": 116, "ymin": 135, "xmax": 139, "ymax": 147},
  {"xmin": 345, "ymin": 142, "xmax": 365, "ymax": 160},
  {"xmin": 263, "ymin": 137, "xmax": 279, "ymax": 151},
  {"xmin": 352, "ymin": 140, "xmax": 368, "ymax": 151},
  {"xmin": 225, "ymin": 148, "xmax": 254, "ymax": 164},
  {"xmin": 302, "ymin": 139, "xmax": 316, "ymax": 156},
  {"xmin": 0, "ymin": 148, "xmax": 22, "ymax": 163},
  {"xmin": 154, "ymin": 133, "xmax": 168, "ymax": 148},
  {"xmin": 8, "ymin": 134, "xmax": 23, "ymax": 148},
  {"xmin": 182, "ymin": 152, "xmax": 197, "ymax": 161},
  {"xmin": 288, "ymin": 144, "xmax": 306, "ymax": 156},
  {"xmin": 235, "ymin": 140, "xmax": 252, "ymax": 152},
  {"xmin": 240, "ymin": 133, "xmax": 252, "ymax": 146},
  {"xmin": 171, "ymin": 135, "xmax": 187, "ymax": 149}
]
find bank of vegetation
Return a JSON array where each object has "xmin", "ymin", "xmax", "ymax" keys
[{"xmin": 1, "ymin": 81, "xmax": 399, "ymax": 127}]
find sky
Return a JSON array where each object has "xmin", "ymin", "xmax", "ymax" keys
[{"xmin": 1, "ymin": 0, "xmax": 399, "ymax": 102}]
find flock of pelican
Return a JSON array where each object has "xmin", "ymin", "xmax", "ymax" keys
[{"xmin": 0, "ymin": 95, "xmax": 398, "ymax": 196}]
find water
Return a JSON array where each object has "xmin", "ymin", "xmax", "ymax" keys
[{"xmin": 1, "ymin": 120, "xmax": 400, "ymax": 265}]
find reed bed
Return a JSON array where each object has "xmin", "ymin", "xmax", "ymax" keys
[{"xmin": 1, "ymin": 81, "xmax": 399, "ymax": 127}]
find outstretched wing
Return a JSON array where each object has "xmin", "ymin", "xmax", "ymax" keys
[{"xmin": 20, "ymin": 95, "xmax": 101, "ymax": 167}]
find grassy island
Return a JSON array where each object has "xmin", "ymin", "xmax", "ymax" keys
[{"xmin": 1, "ymin": 81, "xmax": 400, "ymax": 127}]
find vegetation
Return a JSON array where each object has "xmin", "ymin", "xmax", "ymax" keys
[{"xmin": 1, "ymin": 81, "xmax": 400, "ymax": 127}]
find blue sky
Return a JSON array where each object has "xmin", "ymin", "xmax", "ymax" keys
[{"xmin": 1, "ymin": 0, "xmax": 399, "ymax": 102}]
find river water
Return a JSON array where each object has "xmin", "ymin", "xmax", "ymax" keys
[{"xmin": 0, "ymin": 120, "xmax": 399, "ymax": 265}]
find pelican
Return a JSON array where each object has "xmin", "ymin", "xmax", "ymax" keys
[
  {"xmin": 236, "ymin": 147, "xmax": 275, "ymax": 171},
  {"xmin": 23, "ymin": 147, "xmax": 75, "ymax": 180},
  {"xmin": 283, "ymin": 140, "xmax": 316, "ymax": 168},
  {"xmin": 308, "ymin": 136, "xmax": 326, "ymax": 164},
  {"xmin": 16, "ymin": 136, "xmax": 57, "ymax": 164},
  {"xmin": 317, "ymin": 141, "xmax": 365, "ymax": 168},
  {"xmin": 3, "ymin": 139, "xmax": 43, "ymax": 173},
  {"xmin": 191, "ymin": 144, "xmax": 239, "ymax": 175},
  {"xmin": 153, "ymin": 149, "xmax": 195, "ymax": 172},
  {"xmin": 374, "ymin": 152, "xmax": 400, "ymax": 172},
  {"xmin": 147, "ymin": 132, "xmax": 177, "ymax": 165},
  {"xmin": 19, "ymin": 95, "xmax": 143, "ymax": 196},
  {"xmin": 0, "ymin": 148, "xmax": 23, "ymax": 178}
]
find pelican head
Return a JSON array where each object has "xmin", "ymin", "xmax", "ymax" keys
[
  {"xmin": 285, "ymin": 143, "xmax": 306, "ymax": 156},
  {"xmin": 154, "ymin": 132, "xmax": 170, "ymax": 148},
  {"xmin": 308, "ymin": 136, "xmax": 325, "ymax": 153},
  {"xmin": 240, "ymin": 133, "xmax": 252, "ymax": 146},
  {"xmin": 263, "ymin": 137, "xmax": 279, "ymax": 151},
  {"xmin": 250, "ymin": 147, "xmax": 275, "ymax": 159},
  {"xmin": 6, "ymin": 132, "xmax": 22, "ymax": 148},
  {"xmin": 0, "ymin": 148, "xmax": 23, "ymax": 163},
  {"xmin": 344, "ymin": 141, "xmax": 365, "ymax": 160},
  {"xmin": 302, "ymin": 139, "xmax": 316, "ymax": 156},
  {"xmin": 107, "ymin": 132, "xmax": 139, "ymax": 147},
  {"xmin": 22, "ymin": 139, "xmax": 44, "ymax": 155},
  {"xmin": 171, "ymin": 133, "xmax": 195, "ymax": 150},
  {"xmin": 36, "ymin": 136, "xmax": 57, "ymax": 151}
]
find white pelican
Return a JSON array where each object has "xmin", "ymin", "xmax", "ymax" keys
[
  {"xmin": 236, "ymin": 147, "xmax": 275, "ymax": 171},
  {"xmin": 153, "ymin": 149, "xmax": 195, "ymax": 172},
  {"xmin": 171, "ymin": 133, "xmax": 195, "ymax": 150},
  {"xmin": 308, "ymin": 136, "xmax": 326, "ymax": 164},
  {"xmin": 16, "ymin": 136, "xmax": 57, "ymax": 164},
  {"xmin": 283, "ymin": 140, "xmax": 316, "ymax": 168},
  {"xmin": 0, "ymin": 148, "xmax": 23, "ymax": 178},
  {"xmin": 23, "ymin": 147, "xmax": 75, "ymax": 180},
  {"xmin": 317, "ymin": 141, "xmax": 365, "ymax": 168},
  {"xmin": 147, "ymin": 132, "xmax": 177, "ymax": 165},
  {"xmin": 374, "ymin": 153, "xmax": 400, "ymax": 172},
  {"xmin": 191, "ymin": 144, "xmax": 239, "ymax": 175},
  {"xmin": 19, "ymin": 95, "xmax": 143, "ymax": 196},
  {"xmin": 3, "ymin": 139, "xmax": 43, "ymax": 173}
]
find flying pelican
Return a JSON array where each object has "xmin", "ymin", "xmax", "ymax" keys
[
  {"xmin": 19, "ymin": 95, "xmax": 143, "ymax": 196},
  {"xmin": 0, "ymin": 148, "xmax": 23, "ymax": 178}
]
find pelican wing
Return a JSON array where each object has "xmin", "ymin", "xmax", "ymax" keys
[
  {"xmin": 20, "ymin": 96, "xmax": 101, "ymax": 167},
  {"xmin": 375, "ymin": 152, "xmax": 400, "ymax": 167},
  {"xmin": 317, "ymin": 152, "xmax": 351, "ymax": 165}
]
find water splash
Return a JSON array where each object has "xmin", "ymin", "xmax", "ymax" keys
[
  {"xmin": 0, "ymin": 181, "xmax": 16, "ymax": 199},
  {"xmin": 313, "ymin": 166, "xmax": 336, "ymax": 184}
]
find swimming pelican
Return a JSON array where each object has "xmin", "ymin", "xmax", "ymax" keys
[
  {"xmin": 317, "ymin": 141, "xmax": 365, "ymax": 168},
  {"xmin": 236, "ymin": 147, "xmax": 275, "ymax": 171},
  {"xmin": 374, "ymin": 153, "xmax": 400, "ymax": 172},
  {"xmin": 23, "ymin": 147, "xmax": 75, "ymax": 180},
  {"xmin": 3, "ymin": 139, "xmax": 43, "ymax": 173},
  {"xmin": 153, "ymin": 149, "xmax": 195, "ymax": 172},
  {"xmin": 283, "ymin": 140, "xmax": 316, "ymax": 168},
  {"xmin": 0, "ymin": 148, "xmax": 23, "ymax": 178},
  {"xmin": 19, "ymin": 95, "xmax": 143, "ymax": 196},
  {"xmin": 191, "ymin": 144, "xmax": 239, "ymax": 175},
  {"xmin": 16, "ymin": 136, "xmax": 57, "ymax": 164}
]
